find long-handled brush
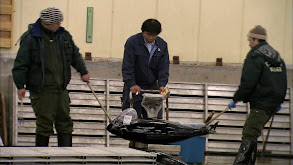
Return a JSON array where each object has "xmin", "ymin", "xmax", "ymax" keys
[
  {"xmin": 205, "ymin": 107, "xmax": 229, "ymax": 126},
  {"xmin": 205, "ymin": 111, "xmax": 215, "ymax": 124}
]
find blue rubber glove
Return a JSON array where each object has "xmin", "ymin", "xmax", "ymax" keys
[
  {"xmin": 228, "ymin": 101, "xmax": 237, "ymax": 110},
  {"xmin": 275, "ymin": 104, "xmax": 281, "ymax": 113}
]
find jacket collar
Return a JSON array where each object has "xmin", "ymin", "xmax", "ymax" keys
[{"xmin": 31, "ymin": 18, "xmax": 65, "ymax": 37}]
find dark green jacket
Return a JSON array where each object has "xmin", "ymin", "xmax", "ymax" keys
[
  {"xmin": 12, "ymin": 19, "xmax": 88, "ymax": 92},
  {"xmin": 233, "ymin": 42, "xmax": 287, "ymax": 111}
]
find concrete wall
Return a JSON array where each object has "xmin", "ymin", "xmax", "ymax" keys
[
  {"xmin": 2, "ymin": 59, "xmax": 292, "ymax": 89},
  {"xmin": 0, "ymin": 0, "xmax": 292, "ymax": 66}
]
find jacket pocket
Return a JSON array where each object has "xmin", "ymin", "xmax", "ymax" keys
[
  {"xmin": 149, "ymin": 52, "xmax": 162, "ymax": 69},
  {"xmin": 31, "ymin": 48, "xmax": 41, "ymax": 64},
  {"xmin": 134, "ymin": 51, "xmax": 148, "ymax": 65},
  {"xmin": 64, "ymin": 43, "xmax": 73, "ymax": 64}
]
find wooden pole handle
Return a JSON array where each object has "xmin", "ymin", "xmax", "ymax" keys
[
  {"xmin": 262, "ymin": 115, "xmax": 274, "ymax": 152},
  {"xmin": 205, "ymin": 107, "xmax": 229, "ymax": 126},
  {"xmin": 87, "ymin": 83, "xmax": 112, "ymax": 122},
  {"xmin": 205, "ymin": 111, "xmax": 215, "ymax": 124},
  {"xmin": 166, "ymin": 98, "xmax": 169, "ymax": 120},
  {"xmin": 140, "ymin": 89, "xmax": 161, "ymax": 93}
]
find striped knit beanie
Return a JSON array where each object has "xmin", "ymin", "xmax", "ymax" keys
[
  {"xmin": 40, "ymin": 7, "xmax": 63, "ymax": 24},
  {"xmin": 247, "ymin": 25, "xmax": 267, "ymax": 40}
]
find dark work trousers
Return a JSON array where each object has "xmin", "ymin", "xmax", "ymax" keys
[
  {"xmin": 29, "ymin": 88, "xmax": 73, "ymax": 136},
  {"xmin": 122, "ymin": 83, "xmax": 162, "ymax": 119},
  {"xmin": 242, "ymin": 108, "xmax": 275, "ymax": 143}
]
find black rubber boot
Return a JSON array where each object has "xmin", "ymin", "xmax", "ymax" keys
[
  {"xmin": 58, "ymin": 133, "xmax": 72, "ymax": 147},
  {"xmin": 35, "ymin": 134, "xmax": 49, "ymax": 146},
  {"xmin": 234, "ymin": 138, "xmax": 257, "ymax": 165},
  {"xmin": 249, "ymin": 144, "xmax": 257, "ymax": 165}
]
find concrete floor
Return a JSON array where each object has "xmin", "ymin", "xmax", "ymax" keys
[
  {"xmin": 0, "ymin": 147, "xmax": 292, "ymax": 164},
  {"xmin": 203, "ymin": 155, "xmax": 293, "ymax": 165}
]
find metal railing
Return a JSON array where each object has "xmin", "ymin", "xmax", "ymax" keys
[{"xmin": 12, "ymin": 78, "xmax": 292, "ymax": 155}]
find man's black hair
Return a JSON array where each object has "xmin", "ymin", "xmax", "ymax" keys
[{"xmin": 141, "ymin": 19, "xmax": 161, "ymax": 34}]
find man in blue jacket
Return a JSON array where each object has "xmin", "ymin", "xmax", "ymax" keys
[
  {"xmin": 228, "ymin": 25, "xmax": 287, "ymax": 165},
  {"xmin": 122, "ymin": 19, "xmax": 170, "ymax": 119},
  {"xmin": 12, "ymin": 7, "xmax": 90, "ymax": 147}
]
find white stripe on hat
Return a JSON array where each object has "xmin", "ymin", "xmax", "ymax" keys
[{"xmin": 40, "ymin": 7, "xmax": 63, "ymax": 24}]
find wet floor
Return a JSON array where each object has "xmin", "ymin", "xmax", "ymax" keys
[{"xmin": 203, "ymin": 155, "xmax": 293, "ymax": 165}]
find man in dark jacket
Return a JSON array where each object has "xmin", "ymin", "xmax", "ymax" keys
[
  {"xmin": 122, "ymin": 19, "xmax": 169, "ymax": 119},
  {"xmin": 12, "ymin": 7, "xmax": 90, "ymax": 147},
  {"xmin": 228, "ymin": 25, "xmax": 287, "ymax": 164}
]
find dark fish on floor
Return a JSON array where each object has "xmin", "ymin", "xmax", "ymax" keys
[{"xmin": 107, "ymin": 108, "xmax": 216, "ymax": 144}]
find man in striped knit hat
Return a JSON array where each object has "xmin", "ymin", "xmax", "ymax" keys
[{"xmin": 12, "ymin": 7, "xmax": 90, "ymax": 147}]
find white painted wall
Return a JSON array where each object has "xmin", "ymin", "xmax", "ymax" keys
[{"xmin": 1, "ymin": 0, "xmax": 292, "ymax": 66}]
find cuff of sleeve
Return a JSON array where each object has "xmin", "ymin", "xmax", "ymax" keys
[
  {"xmin": 159, "ymin": 82, "xmax": 167, "ymax": 88},
  {"xmin": 233, "ymin": 92, "xmax": 240, "ymax": 102},
  {"xmin": 127, "ymin": 80, "xmax": 136, "ymax": 88},
  {"xmin": 16, "ymin": 84, "xmax": 24, "ymax": 90},
  {"xmin": 80, "ymin": 70, "xmax": 88, "ymax": 76}
]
